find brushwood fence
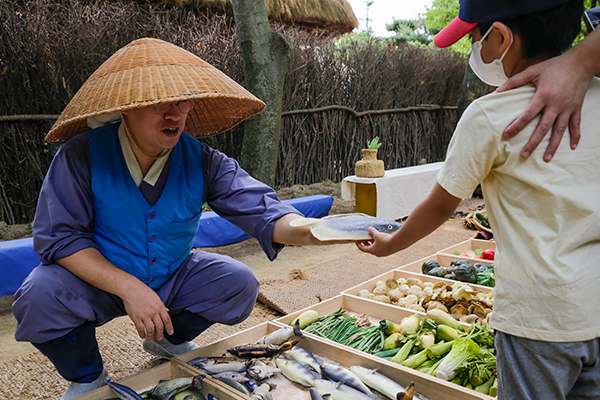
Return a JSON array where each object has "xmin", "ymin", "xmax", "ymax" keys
[{"xmin": 0, "ymin": 0, "xmax": 466, "ymax": 224}]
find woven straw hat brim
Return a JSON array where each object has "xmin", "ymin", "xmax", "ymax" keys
[{"xmin": 45, "ymin": 38, "xmax": 266, "ymax": 143}]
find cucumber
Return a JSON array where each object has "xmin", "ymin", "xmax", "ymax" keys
[
  {"xmin": 373, "ymin": 347, "xmax": 401, "ymax": 358},
  {"xmin": 476, "ymin": 212, "xmax": 490, "ymax": 228}
]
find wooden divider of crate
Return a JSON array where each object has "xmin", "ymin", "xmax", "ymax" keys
[
  {"xmin": 78, "ymin": 360, "xmax": 246, "ymax": 400},
  {"xmin": 398, "ymin": 253, "xmax": 493, "ymax": 274},
  {"xmin": 178, "ymin": 319, "xmax": 493, "ymax": 400},
  {"xmin": 436, "ymin": 238, "xmax": 496, "ymax": 263}
]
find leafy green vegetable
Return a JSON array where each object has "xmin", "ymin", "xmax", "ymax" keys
[
  {"xmin": 473, "ymin": 248, "xmax": 483, "ymax": 256},
  {"xmin": 436, "ymin": 338, "xmax": 480, "ymax": 381},
  {"xmin": 476, "ymin": 267, "xmax": 495, "ymax": 287},
  {"xmin": 402, "ymin": 348, "xmax": 430, "ymax": 369},
  {"xmin": 461, "ymin": 349, "xmax": 496, "ymax": 387},
  {"xmin": 474, "ymin": 376, "xmax": 495, "ymax": 395}
]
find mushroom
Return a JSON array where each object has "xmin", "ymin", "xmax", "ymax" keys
[
  {"xmin": 407, "ymin": 304, "xmax": 426, "ymax": 313},
  {"xmin": 452, "ymin": 283, "xmax": 477, "ymax": 302},
  {"xmin": 425, "ymin": 301, "xmax": 448, "ymax": 313},
  {"xmin": 408, "ymin": 285, "xmax": 424, "ymax": 299},
  {"xmin": 468, "ymin": 301, "xmax": 487, "ymax": 319},
  {"xmin": 386, "ymin": 278, "xmax": 399, "ymax": 289},
  {"xmin": 439, "ymin": 290, "xmax": 456, "ymax": 307},
  {"xmin": 399, "ymin": 284, "xmax": 411, "ymax": 296},
  {"xmin": 460, "ymin": 314, "xmax": 479, "ymax": 324},
  {"xmin": 404, "ymin": 294, "xmax": 418, "ymax": 306},
  {"xmin": 373, "ymin": 295, "xmax": 391, "ymax": 304},
  {"xmin": 422, "ymin": 286, "xmax": 434, "ymax": 298},
  {"xmin": 450, "ymin": 304, "xmax": 469, "ymax": 320},
  {"xmin": 372, "ymin": 285, "xmax": 388, "ymax": 296},
  {"xmin": 406, "ymin": 277, "xmax": 424, "ymax": 289},
  {"xmin": 475, "ymin": 292, "xmax": 494, "ymax": 308},
  {"xmin": 388, "ymin": 288, "xmax": 403, "ymax": 302}
]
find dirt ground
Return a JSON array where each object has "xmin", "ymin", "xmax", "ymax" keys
[{"xmin": 0, "ymin": 180, "xmax": 484, "ymax": 363}]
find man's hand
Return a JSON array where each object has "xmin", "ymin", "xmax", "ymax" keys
[
  {"xmin": 57, "ymin": 247, "xmax": 174, "ymax": 341},
  {"xmin": 121, "ymin": 280, "xmax": 174, "ymax": 341},
  {"xmin": 498, "ymin": 29, "xmax": 600, "ymax": 161}
]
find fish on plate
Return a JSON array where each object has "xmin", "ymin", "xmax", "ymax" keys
[
  {"xmin": 257, "ymin": 319, "xmax": 304, "ymax": 346},
  {"xmin": 289, "ymin": 213, "xmax": 402, "ymax": 241},
  {"xmin": 190, "ymin": 356, "xmax": 247, "ymax": 375},
  {"xmin": 311, "ymin": 379, "xmax": 373, "ymax": 400},
  {"xmin": 275, "ymin": 357, "xmax": 319, "ymax": 387},
  {"xmin": 283, "ymin": 347, "xmax": 323, "ymax": 372},
  {"xmin": 320, "ymin": 363, "xmax": 373, "ymax": 395},
  {"xmin": 247, "ymin": 358, "xmax": 280, "ymax": 380},
  {"xmin": 104, "ymin": 377, "xmax": 144, "ymax": 400},
  {"xmin": 309, "ymin": 387, "xmax": 331, "ymax": 400},
  {"xmin": 149, "ymin": 375, "xmax": 205, "ymax": 400}
]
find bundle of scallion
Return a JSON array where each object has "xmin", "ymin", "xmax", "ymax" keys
[{"xmin": 302, "ymin": 308, "xmax": 385, "ymax": 354}]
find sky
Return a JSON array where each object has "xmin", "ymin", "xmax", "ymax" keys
[{"xmin": 345, "ymin": 0, "xmax": 434, "ymax": 37}]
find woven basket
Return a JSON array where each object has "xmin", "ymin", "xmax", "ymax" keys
[{"xmin": 45, "ymin": 38, "xmax": 266, "ymax": 143}]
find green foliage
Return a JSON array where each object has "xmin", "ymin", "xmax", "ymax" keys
[
  {"xmin": 367, "ymin": 136, "xmax": 382, "ymax": 150},
  {"xmin": 386, "ymin": 18, "xmax": 434, "ymax": 48},
  {"xmin": 330, "ymin": 32, "xmax": 388, "ymax": 60}
]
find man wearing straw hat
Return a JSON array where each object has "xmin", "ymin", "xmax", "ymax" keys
[{"xmin": 12, "ymin": 38, "xmax": 336, "ymax": 399}]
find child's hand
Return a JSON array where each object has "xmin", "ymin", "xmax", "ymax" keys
[{"xmin": 355, "ymin": 227, "xmax": 395, "ymax": 257}]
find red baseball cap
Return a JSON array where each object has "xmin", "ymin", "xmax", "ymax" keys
[{"xmin": 433, "ymin": 0, "xmax": 571, "ymax": 48}]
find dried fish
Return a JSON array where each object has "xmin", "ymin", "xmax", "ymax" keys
[
  {"xmin": 104, "ymin": 377, "xmax": 144, "ymax": 400},
  {"xmin": 290, "ymin": 213, "xmax": 402, "ymax": 241},
  {"xmin": 228, "ymin": 340, "xmax": 299, "ymax": 358}
]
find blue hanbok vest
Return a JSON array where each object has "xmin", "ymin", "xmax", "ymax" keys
[{"xmin": 89, "ymin": 123, "xmax": 204, "ymax": 290}]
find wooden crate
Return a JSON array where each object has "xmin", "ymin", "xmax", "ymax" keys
[
  {"xmin": 436, "ymin": 239, "xmax": 496, "ymax": 263},
  {"xmin": 77, "ymin": 360, "xmax": 246, "ymax": 400},
  {"xmin": 342, "ymin": 269, "xmax": 494, "ymax": 298},
  {"xmin": 398, "ymin": 253, "xmax": 493, "ymax": 274},
  {"xmin": 277, "ymin": 294, "xmax": 426, "ymax": 328},
  {"xmin": 177, "ymin": 320, "xmax": 493, "ymax": 400}
]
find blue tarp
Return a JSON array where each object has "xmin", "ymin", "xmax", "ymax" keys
[{"xmin": 0, "ymin": 195, "xmax": 334, "ymax": 296}]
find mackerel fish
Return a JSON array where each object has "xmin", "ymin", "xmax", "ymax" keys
[{"xmin": 290, "ymin": 213, "xmax": 402, "ymax": 241}]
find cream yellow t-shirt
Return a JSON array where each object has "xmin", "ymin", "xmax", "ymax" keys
[{"xmin": 438, "ymin": 79, "xmax": 600, "ymax": 342}]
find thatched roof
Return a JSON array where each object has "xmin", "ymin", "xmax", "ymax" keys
[{"xmin": 151, "ymin": 0, "xmax": 358, "ymax": 34}]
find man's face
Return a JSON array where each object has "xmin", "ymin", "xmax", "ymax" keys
[{"xmin": 122, "ymin": 102, "xmax": 190, "ymax": 155}]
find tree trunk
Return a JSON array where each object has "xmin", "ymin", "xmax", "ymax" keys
[{"xmin": 231, "ymin": 0, "xmax": 292, "ymax": 187}]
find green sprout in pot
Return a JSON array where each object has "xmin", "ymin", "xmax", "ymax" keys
[{"xmin": 367, "ymin": 137, "xmax": 382, "ymax": 150}]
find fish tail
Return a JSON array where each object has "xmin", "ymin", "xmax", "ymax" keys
[
  {"xmin": 192, "ymin": 375, "xmax": 204, "ymax": 390},
  {"xmin": 292, "ymin": 319, "xmax": 304, "ymax": 338}
]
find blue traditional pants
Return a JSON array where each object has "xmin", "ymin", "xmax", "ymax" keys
[{"xmin": 13, "ymin": 251, "xmax": 260, "ymax": 383}]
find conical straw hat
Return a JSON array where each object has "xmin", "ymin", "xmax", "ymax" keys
[{"xmin": 45, "ymin": 38, "xmax": 266, "ymax": 143}]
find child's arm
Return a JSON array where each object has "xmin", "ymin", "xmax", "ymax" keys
[{"xmin": 356, "ymin": 182, "xmax": 461, "ymax": 257}]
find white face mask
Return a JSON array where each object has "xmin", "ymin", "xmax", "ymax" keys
[{"xmin": 469, "ymin": 25, "xmax": 513, "ymax": 87}]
